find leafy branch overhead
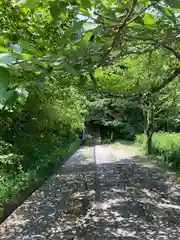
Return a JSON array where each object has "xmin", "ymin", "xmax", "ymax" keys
[{"xmin": 0, "ymin": 0, "xmax": 179, "ymax": 107}]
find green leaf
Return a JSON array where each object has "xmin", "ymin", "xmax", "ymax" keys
[
  {"xmin": 19, "ymin": 40, "xmax": 36, "ymax": 53},
  {"xmin": 81, "ymin": 0, "xmax": 91, "ymax": 9},
  {"xmin": 91, "ymin": 55, "xmax": 100, "ymax": 62},
  {"xmin": 50, "ymin": 1, "xmax": 68, "ymax": 20},
  {"xmin": 79, "ymin": 8, "xmax": 91, "ymax": 16},
  {"xmin": 139, "ymin": 0, "xmax": 150, "ymax": 4},
  {"xmin": 0, "ymin": 67, "xmax": 10, "ymax": 90},
  {"xmin": 25, "ymin": 0, "xmax": 41, "ymax": 9},
  {"xmin": 128, "ymin": 22, "xmax": 143, "ymax": 28},
  {"xmin": 156, "ymin": 5, "xmax": 177, "ymax": 23},
  {"xmin": 66, "ymin": 21, "xmax": 83, "ymax": 35},
  {"xmin": 143, "ymin": 13, "xmax": 156, "ymax": 25},
  {"xmin": 0, "ymin": 46, "xmax": 9, "ymax": 53},
  {"xmin": 0, "ymin": 53, "xmax": 17, "ymax": 64},
  {"xmin": 4, "ymin": 90, "xmax": 18, "ymax": 108},
  {"xmin": 83, "ymin": 31, "xmax": 93, "ymax": 41},
  {"xmin": 165, "ymin": 0, "xmax": 180, "ymax": 8},
  {"xmin": 17, "ymin": 97, "xmax": 23, "ymax": 103},
  {"xmin": 0, "ymin": 67, "xmax": 11, "ymax": 104},
  {"xmin": 0, "ymin": 63, "xmax": 8, "ymax": 68},
  {"xmin": 0, "ymin": 89, "xmax": 7, "ymax": 102},
  {"xmin": 64, "ymin": 64, "xmax": 80, "ymax": 76},
  {"xmin": 83, "ymin": 22, "xmax": 98, "ymax": 31}
]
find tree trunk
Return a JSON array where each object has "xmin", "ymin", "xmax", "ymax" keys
[
  {"xmin": 146, "ymin": 130, "xmax": 152, "ymax": 155},
  {"xmin": 110, "ymin": 131, "xmax": 114, "ymax": 141},
  {"xmin": 145, "ymin": 102, "xmax": 154, "ymax": 155}
]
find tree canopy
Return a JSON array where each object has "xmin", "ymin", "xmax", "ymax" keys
[{"xmin": 0, "ymin": 0, "xmax": 179, "ymax": 109}]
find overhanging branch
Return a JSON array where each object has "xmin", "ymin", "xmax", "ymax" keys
[
  {"xmin": 12, "ymin": 58, "xmax": 64, "ymax": 65},
  {"xmin": 87, "ymin": 67, "xmax": 180, "ymax": 100},
  {"xmin": 102, "ymin": 0, "xmax": 138, "ymax": 61},
  {"xmin": 89, "ymin": 73, "xmax": 97, "ymax": 90},
  {"xmin": 151, "ymin": 67, "xmax": 180, "ymax": 94},
  {"xmin": 87, "ymin": 89, "xmax": 142, "ymax": 99},
  {"xmin": 161, "ymin": 44, "xmax": 180, "ymax": 60}
]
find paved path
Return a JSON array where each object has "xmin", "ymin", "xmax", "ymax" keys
[{"xmin": 0, "ymin": 145, "xmax": 180, "ymax": 239}]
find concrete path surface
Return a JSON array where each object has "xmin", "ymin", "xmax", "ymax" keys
[{"xmin": 0, "ymin": 144, "xmax": 180, "ymax": 239}]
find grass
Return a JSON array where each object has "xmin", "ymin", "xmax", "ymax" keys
[{"xmin": 136, "ymin": 132, "xmax": 180, "ymax": 170}]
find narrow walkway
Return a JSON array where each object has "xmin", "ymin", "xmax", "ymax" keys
[{"xmin": 0, "ymin": 145, "xmax": 180, "ymax": 239}]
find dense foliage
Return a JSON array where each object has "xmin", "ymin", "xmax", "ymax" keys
[
  {"xmin": 0, "ymin": 0, "xmax": 179, "ymax": 108},
  {"xmin": 0, "ymin": 81, "xmax": 87, "ymax": 216}
]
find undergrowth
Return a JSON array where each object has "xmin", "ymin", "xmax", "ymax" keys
[{"xmin": 136, "ymin": 132, "xmax": 180, "ymax": 169}]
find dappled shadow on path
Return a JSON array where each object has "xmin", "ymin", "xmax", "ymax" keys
[
  {"xmin": 0, "ymin": 147, "xmax": 180, "ymax": 239},
  {"xmin": 86, "ymin": 156, "xmax": 180, "ymax": 239}
]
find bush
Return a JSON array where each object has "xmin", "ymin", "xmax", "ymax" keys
[
  {"xmin": 0, "ymin": 83, "xmax": 86, "ymax": 218},
  {"xmin": 0, "ymin": 140, "xmax": 24, "ymax": 173},
  {"xmin": 136, "ymin": 132, "xmax": 180, "ymax": 169},
  {"xmin": 0, "ymin": 140, "xmax": 13, "ymax": 155},
  {"xmin": 0, "ymin": 139, "xmax": 80, "ymax": 217}
]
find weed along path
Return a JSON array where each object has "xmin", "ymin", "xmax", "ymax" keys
[{"xmin": 0, "ymin": 143, "xmax": 180, "ymax": 239}]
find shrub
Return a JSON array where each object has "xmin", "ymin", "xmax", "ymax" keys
[
  {"xmin": 0, "ymin": 140, "xmax": 24, "ymax": 173},
  {"xmin": 0, "ymin": 83, "xmax": 86, "ymax": 218},
  {"xmin": 0, "ymin": 139, "xmax": 80, "ymax": 217},
  {"xmin": 0, "ymin": 140, "xmax": 13, "ymax": 155},
  {"xmin": 136, "ymin": 132, "xmax": 180, "ymax": 169}
]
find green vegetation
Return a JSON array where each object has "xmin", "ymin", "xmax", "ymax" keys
[
  {"xmin": 0, "ymin": 81, "xmax": 87, "ymax": 217},
  {"xmin": 0, "ymin": 0, "xmax": 180, "ymax": 219},
  {"xmin": 0, "ymin": 140, "xmax": 79, "ymax": 216},
  {"xmin": 136, "ymin": 133, "xmax": 180, "ymax": 169}
]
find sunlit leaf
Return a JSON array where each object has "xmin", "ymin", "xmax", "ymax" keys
[
  {"xmin": 83, "ymin": 22, "xmax": 98, "ymax": 31},
  {"xmin": 139, "ymin": 0, "xmax": 150, "ymax": 4},
  {"xmin": 0, "ymin": 63, "xmax": 8, "ymax": 68},
  {"xmin": 17, "ymin": 97, "xmax": 23, "ymax": 103},
  {"xmin": 128, "ymin": 21, "xmax": 143, "ymax": 28},
  {"xmin": 79, "ymin": 8, "xmax": 91, "ymax": 16},
  {"xmin": 83, "ymin": 31, "xmax": 94, "ymax": 41},
  {"xmin": 0, "ymin": 46, "xmax": 9, "ymax": 53},
  {"xmin": 25, "ymin": 0, "xmax": 41, "ymax": 9},
  {"xmin": 143, "ymin": 13, "xmax": 156, "ymax": 25}
]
